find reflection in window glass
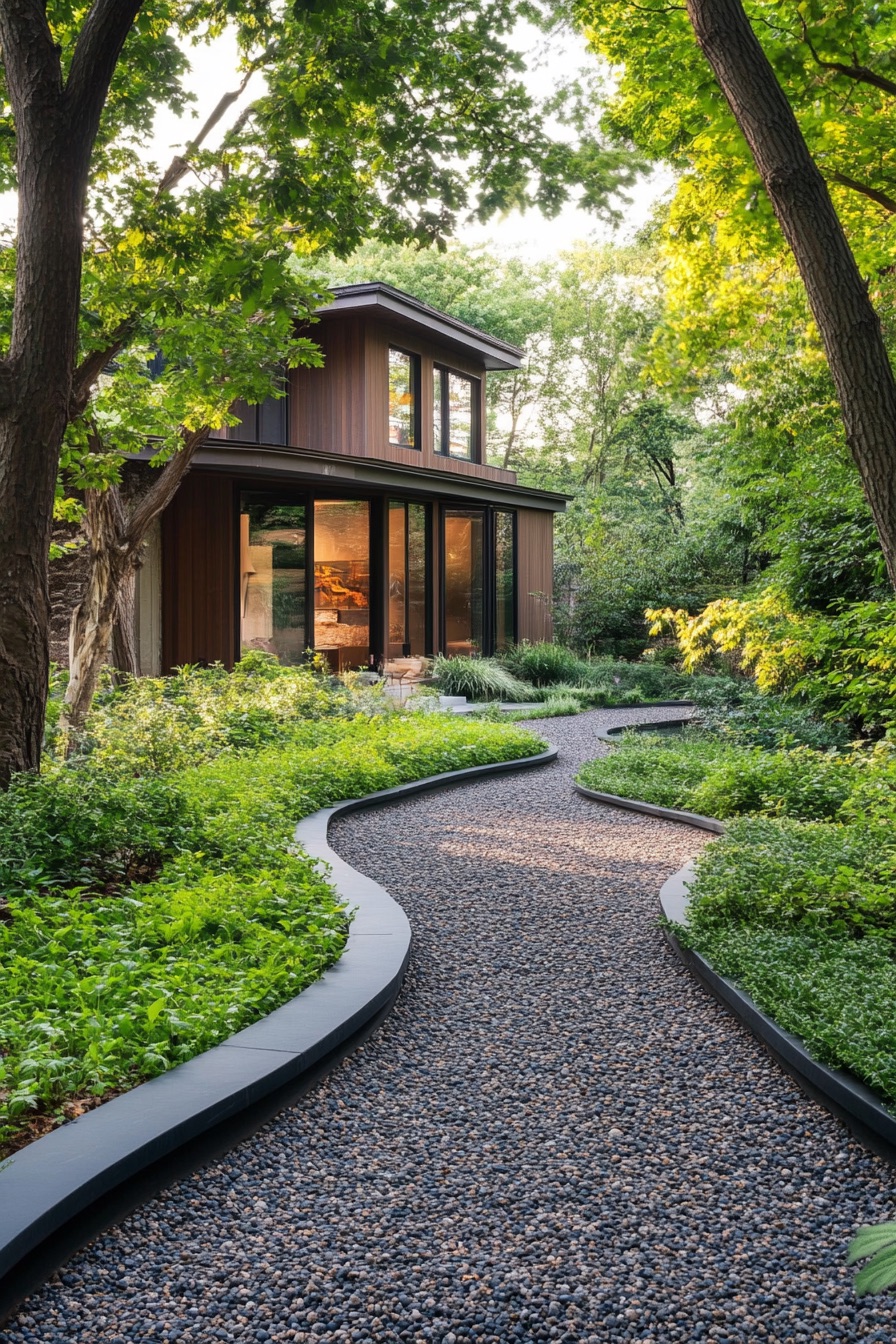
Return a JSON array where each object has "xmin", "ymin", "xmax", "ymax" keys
[
  {"xmin": 432, "ymin": 367, "xmax": 442, "ymax": 454},
  {"xmin": 433, "ymin": 367, "xmax": 476, "ymax": 460},
  {"xmin": 444, "ymin": 508, "xmax": 484, "ymax": 655},
  {"xmin": 240, "ymin": 495, "xmax": 306, "ymax": 664},
  {"xmin": 447, "ymin": 372, "xmax": 473, "ymax": 459},
  {"xmin": 388, "ymin": 348, "xmax": 416, "ymax": 447},
  {"xmin": 389, "ymin": 501, "xmax": 429, "ymax": 657},
  {"xmin": 388, "ymin": 502, "xmax": 407, "ymax": 657},
  {"xmin": 314, "ymin": 499, "xmax": 371, "ymax": 672},
  {"xmin": 408, "ymin": 503, "xmax": 428, "ymax": 653},
  {"xmin": 495, "ymin": 510, "xmax": 516, "ymax": 651}
]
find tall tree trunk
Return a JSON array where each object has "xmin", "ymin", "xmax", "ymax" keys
[
  {"xmin": 0, "ymin": 0, "xmax": 144, "ymax": 786},
  {"xmin": 684, "ymin": 0, "xmax": 896, "ymax": 590},
  {"xmin": 0, "ymin": 138, "xmax": 86, "ymax": 781}
]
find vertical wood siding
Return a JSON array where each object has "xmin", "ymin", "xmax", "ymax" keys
[
  {"xmin": 290, "ymin": 316, "xmax": 515, "ymax": 484},
  {"xmin": 291, "ymin": 317, "xmax": 366, "ymax": 456},
  {"xmin": 161, "ymin": 473, "xmax": 236, "ymax": 671},
  {"xmin": 516, "ymin": 508, "xmax": 554, "ymax": 643}
]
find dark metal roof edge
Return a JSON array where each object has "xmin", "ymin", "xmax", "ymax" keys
[
  {"xmin": 186, "ymin": 441, "xmax": 570, "ymax": 509},
  {"xmin": 318, "ymin": 283, "xmax": 523, "ymax": 371}
]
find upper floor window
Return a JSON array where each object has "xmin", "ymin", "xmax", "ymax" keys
[
  {"xmin": 388, "ymin": 347, "xmax": 419, "ymax": 449},
  {"xmin": 226, "ymin": 386, "xmax": 288, "ymax": 446},
  {"xmin": 433, "ymin": 366, "xmax": 478, "ymax": 460}
]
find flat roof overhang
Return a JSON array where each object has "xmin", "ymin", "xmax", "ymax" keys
[
  {"xmin": 316, "ymin": 283, "xmax": 523, "ymax": 372},
  {"xmin": 175, "ymin": 441, "xmax": 568, "ymax": 512}
]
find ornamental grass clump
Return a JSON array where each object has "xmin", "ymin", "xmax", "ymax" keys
[
  {"xmin": 431, "ymin": 654, "xmax": 534, "ymax": 702},
  {"xmin": 500, "ymin": 641, "xmax": 587, "ymax": 686},
  {"xmin": 0, "ymin": 666, "xmax": 544, "ymax": 1155}
]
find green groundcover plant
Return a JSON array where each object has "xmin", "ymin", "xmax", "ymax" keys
[
  {"xmin": 0, "ymin": 658, "xmax": 542, "ymax": 1153},
  {"xmin": 576, "ymin": 732, "xmax": 857, "ymax": 820},
  {"xmin": 576, "ymin": 723, "xmax": 896, "ymax": 1109}
]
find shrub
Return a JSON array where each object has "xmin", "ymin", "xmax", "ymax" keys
[
  {"xmin": 578, "ymin": 658, "xmax": 688, "ymax": 701},
  {"xmin": 687, "ymin": 675, "xmax": 850, "ymax": 751},
  {"xmin": 431, "ymin": 654, "xmax": 534, "ymax": 702},
  {"xmin": 649, "ymin": 590, "xmax": 896, "ymax": 731},
  {"xmin": 500, "ymin": 641, "xmax": 586, "ymax": 686},
  {"xmin": 60, "ymin": 653, "xmax": 364, "ymax": 776}
]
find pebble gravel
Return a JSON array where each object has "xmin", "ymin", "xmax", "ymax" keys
[{"xmin": 5, "ymin": 708, "xmax": 896, "ymax": 1344}]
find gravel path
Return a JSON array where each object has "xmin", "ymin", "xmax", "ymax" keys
[{"xmin": 6, "ymin": 708, "xmax": 896, "ymax": 1344}]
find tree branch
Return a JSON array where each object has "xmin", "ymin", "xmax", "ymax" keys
[
  {"xmin": 829, "ymin": 170, "xmax": 896, "ymax": 216},
  {"xmin": 65, "ymin": 0, "xmax": 146, "ymax": 159},
  {"xmin": 69, "ymin": 315, "xmax": 139, "ymax": 418},
  {"xmin": 155, "ymin": 60, "xmax": 264, "ymax": 197},
  {"xmin": 125, "ymin": 425, "xmax": 209, "ymax": 549},
  {"xmin": 800, "ymin": 21, "xmax": 896, "ymax": 99}
]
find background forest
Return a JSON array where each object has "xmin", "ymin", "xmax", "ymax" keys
[{"xmin": 320, "ymin": 229, "xmax": 887, "ymax": 663}]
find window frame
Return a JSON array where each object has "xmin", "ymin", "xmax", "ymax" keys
[
  {"xmin": 387, "ymin": 346, "xmax": 421, "ymax": 451},
  {"xmin": 432, "ymin": 364, "xmax": 481, "ymax": 462}
]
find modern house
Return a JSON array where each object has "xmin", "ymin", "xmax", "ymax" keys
[{"xmin": 56, "ymin": 284, "xmax": 566, "ymax": 677}]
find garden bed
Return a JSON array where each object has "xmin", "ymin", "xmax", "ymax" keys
[
  {"xmin": 577, "ymin": 724, "xmax": 896, "ymax": 1106},
  {"xmin": 0, "ymin": 659, "xmax": 543, "ymax": 1156}
]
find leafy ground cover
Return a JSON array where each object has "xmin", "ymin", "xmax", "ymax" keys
[
  {"xmin": 1, "ymin": 657, "xmax": 542, "ymax": 1154},
  {"xmin": 576, "ymin": 703, "xmax": 896, "ymax": 1104}
]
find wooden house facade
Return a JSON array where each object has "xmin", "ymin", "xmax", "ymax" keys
[{"xmin": 134, "ymin": 283, "xmax": 564, "ymax": 676}]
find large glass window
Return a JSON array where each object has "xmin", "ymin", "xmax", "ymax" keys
[
  {"xmin": 495, "ymin": 510, "xmax": 516, "ymax": 651},
  {"xmin": 240, "ymin": 494, "xmax": 306, "ymax": 664},
  {"xmin": 433, "ymin": 367, "xmax": 477, "ymax": 460},
  {"xmin": 388, "ymin": 501, "xmax": 429, "ymax": 657},
  {"xmin": 443, "ymin": 508, "xmax": 484, "ymax": 655},
  {"xmin": 388, "ymin": 348, "xmax": 418, "ymax": 448},
  {"xmin": 313, "ymin": 499, "xmax": 371, "ymax": 672}
]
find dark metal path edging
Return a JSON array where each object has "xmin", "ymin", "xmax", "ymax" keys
[
  {"xmin": 575, "ymin": 750, "xmax": 896, "ymax": 1166},
  {"xmin": 0, "ymin": 746, "xmax": 558, "ymax": 1321}
]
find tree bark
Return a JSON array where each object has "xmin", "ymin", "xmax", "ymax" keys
[
  {"xmin": 61, "ymin": 487, "xmax": 132, "ymax": 743},
  {"xmin": 0, "ymin": 0, "xmax": 144, "ymax": 786},
  {"xmin": 111, "ymin": 571, "xmax": 139, "ymax": 678},
  {"xmin": 59, "ymin": 427, "xmax": 208, "ymax": 745},
  {"xmin": 684, "ymin": 0, "xmax": 896, "ymax": 591}
]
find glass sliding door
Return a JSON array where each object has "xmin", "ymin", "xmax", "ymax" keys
[
  {"xmin": 240, "ymin": 494, "xmax": 307, "ymax": 664},
  {"xmin": 443, "ymin": 508, "xmax": 484, "ymax": 655},
  {"xmin": 388, "ymin": 501, "xmax": 429, "ymax": 657},
  {"xmin": 407, "ymin": 503, "xmax": 428, "ymax": 653},
  {"xmin": 495, "ymin": 510, "xmax": 516, "ymax": 651},
  {"xmin": 313, "ymin": 499, "xmax": 371, "ymax": 672},
  {"xmin": 388, "ymin": 501, "xmax": 407, "ymax": 657}
]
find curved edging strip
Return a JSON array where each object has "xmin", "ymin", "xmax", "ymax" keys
[
  {"xmin": 575, "ymin": 724, "xmax": 896, "ymax": 1165},
  {"xmin": 659, "ymin": 876, "xmax": 896, "ymax": 1163},
  {"xmin": 0, "ymin": 745, "xmax": 558, "ymax": 1316},
  {"xmin": 573, "ymin": 783, "xmax": 724, "ymax": 833}
]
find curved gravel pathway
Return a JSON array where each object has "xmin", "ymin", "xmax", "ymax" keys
[{"xmin": 6, "ymin": 708, "xmax": 896, "ymax": 1344}]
